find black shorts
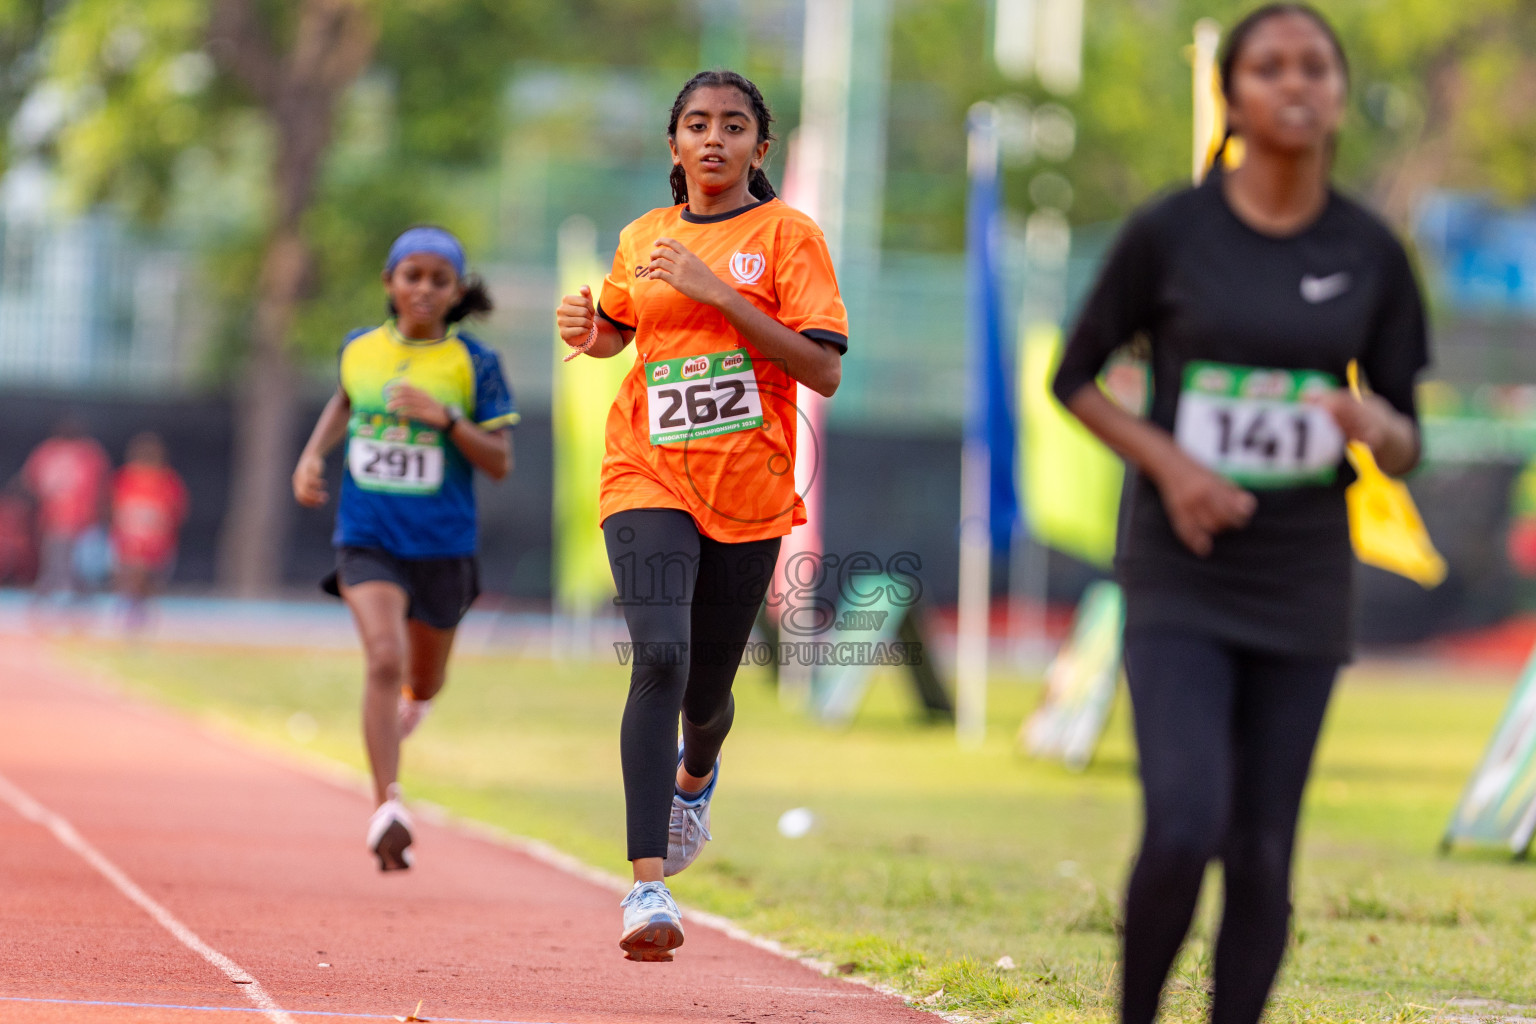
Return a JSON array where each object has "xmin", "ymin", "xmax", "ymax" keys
[{"xmin": 322, "ymin": 547, "xmax": 480, "ymax": 630}]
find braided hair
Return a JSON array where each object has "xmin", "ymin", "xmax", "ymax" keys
[{"xmin": 666, "ymin": 70, "xmax": 777, "ymax": 206}]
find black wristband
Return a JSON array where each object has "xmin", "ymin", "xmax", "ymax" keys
[{"xmin": 443, "ymin": 410, "xmax": 461, "ymax": 434}]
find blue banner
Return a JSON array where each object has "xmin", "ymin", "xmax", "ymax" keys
[
  {"xmin": 965, "ymin": 106, "xmax": 1020, "ymax": 553},
  {"xmin": 1417, "ymin": 191, "xmax": 1536, "ymax": 315}
]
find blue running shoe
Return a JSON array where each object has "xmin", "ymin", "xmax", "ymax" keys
[
  {"xmin": 664, "ymin": 748, "xmax": 718, "ymax": 877},
  {"xmin": 618, "ymin": 880, "xmax": 684, "ymax": 962}
]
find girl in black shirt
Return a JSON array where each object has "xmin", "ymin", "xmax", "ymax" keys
[{"xmin": 1052, "ymin": 6, "xmax": 1429, "ymax": 1023}]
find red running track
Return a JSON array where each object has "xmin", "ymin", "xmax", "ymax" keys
[{"xmin": 0, "ymin": 638, "xmax": 940, "ymax": 1024}]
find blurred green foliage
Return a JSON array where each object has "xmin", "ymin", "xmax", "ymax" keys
[
  {"xmin": 0, "ymin": 0, "xmax": 715, "ymax": 371},
  {"xmin": 0, "ymin": 0, "xmax": 1534, "ymax": 372},
  {"xmin": 887, "ymin": 0, "xmax": 1536, "ymax": 241}
]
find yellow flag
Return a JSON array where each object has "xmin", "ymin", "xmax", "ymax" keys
[
  {"xmin": 1344, "ymin": 361, "xmax": 1446, "ymax": 588},
  {"xmin": 1191, "ymin": 19, "xmax": 1244, "ymax": 184},
  {"xmin": 1020, "ymin": 324, "xmax": 1123, "ymax": 568},
  {"xmin": 1346, "ymin": 445, "xmax": 1447, "ymax": 588}
]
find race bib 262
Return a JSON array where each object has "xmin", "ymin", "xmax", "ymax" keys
[{"xmin": 645, "ymin": 349, "xmax": 764, "ymax": 446}]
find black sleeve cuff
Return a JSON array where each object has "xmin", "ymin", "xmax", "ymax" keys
[
  {"xmin": 596, "ymin": 304, "xmax": 633, "ymax": 334},
  {"xmin": 1052, "ymin": 365, "xmax": 1093, "ymax": 407},
  {"xmin": 802, "ymin": 328, "xmax": 848, "ymax": 353}
]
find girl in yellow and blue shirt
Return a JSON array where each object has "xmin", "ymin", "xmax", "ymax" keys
[{"xmin": 292, "ymin": 226, "xmax": 517, "ymax": 871}]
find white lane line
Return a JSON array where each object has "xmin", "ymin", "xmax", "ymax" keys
[
  {"xmin": 0, "ymin": 996, "xmax": 579, "ymax": 1023},
  {"xmin": 440, "ymin": 811, "xmax": 954, "ymax": 1020},
  {"xmin": 0, "ymin": 769, "xmax": 296, "ymax": 1024},
  {"xmin": 11, "ymin": 641, "xmax": 948, "ymax": 1022},
  {"xmin": 734, "ymin": 982, "xmax": 883, "ymax": 999}
]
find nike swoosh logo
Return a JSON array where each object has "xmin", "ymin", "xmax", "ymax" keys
[{"xmin": 1301, "ymin": 272, "xmax": 1351, "ymax": 303}]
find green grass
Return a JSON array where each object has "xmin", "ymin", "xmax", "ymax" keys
[{"xmin": 62, "ymin": 639, "xmax": 1536, "ymax": 1023}]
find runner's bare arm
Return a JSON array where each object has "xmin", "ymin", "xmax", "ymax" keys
[
  {"xmin": 1062, "ymin": 383, "xmax": 1256, "ymax": 558},
  {"xmin": 557, "ymin": 285, "xmax": 632, "ymax": 359},
  {"xmin": 385, "ymin": 382, "xmax": 513, "ymax": 481},
  {"xmin": 447, "ymin": 422, "xmax": 513, "ymax": 480},
  {"xmin": 1310, "ymin": 390, "xmax": 1420, "ymax": 476},
  {"xmin": 644, "ymin": 238, "xmax": 841, "ymax": 397},
  {"xmin": 293, "ymin": 387, "xmax": 352, "ymax": 508}
]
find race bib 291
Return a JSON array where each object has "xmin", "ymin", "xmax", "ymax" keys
[{"xmin": 347, "ymin": 418, "xmax": 445, "ymax": 495}]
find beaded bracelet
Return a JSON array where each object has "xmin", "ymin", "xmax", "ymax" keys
[{"xmin": 563, "ymin": 320, "xmax": 599, "ymax": 362}]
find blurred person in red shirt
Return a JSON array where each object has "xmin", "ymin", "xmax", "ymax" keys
[
  {"xmin": 21, "ymin": 417, "xmax": 111, "ymax": 602},
  {"xmin": 0, "ymin": 482, "xmax": 37, "ymax": 585},
  {"xmin": 112, "ymin": 432, "xmax": 188, "ymax": 629}
]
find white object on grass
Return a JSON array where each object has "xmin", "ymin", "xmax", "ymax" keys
[
  {"xmin": 286, "ymin": 712, "xmax": 318, "ymax": 744},
  {"xmin": 777, "ymin": 807, "xmax": 815, "ymax": 838}
]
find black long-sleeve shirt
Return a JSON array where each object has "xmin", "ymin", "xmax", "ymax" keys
[{"xmin": 1053, "ymin": 176, "xmax": 1429, "ymax": 660}]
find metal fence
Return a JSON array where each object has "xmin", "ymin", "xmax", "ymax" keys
[{"xmin": 0, "ymin": 215, "xmax": 203, "ymax": 394}]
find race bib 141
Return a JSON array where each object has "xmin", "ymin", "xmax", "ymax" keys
[
  {"xmin": 1174, "ymin": 361, "xmax": 1344, "ymax": 488},
  {"xmin": 645, "ymin": 349, "xmax": 764, "ymax": 446},
  {"xmin": 347, "ymin": 418, "xmax": 445, "ymax": 495}
]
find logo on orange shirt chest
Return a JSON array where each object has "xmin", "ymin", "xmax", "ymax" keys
[{"xmin": 729, "ymin": 251, "xmax": 766, "ymax": 285}]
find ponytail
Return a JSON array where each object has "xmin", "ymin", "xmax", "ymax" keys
[
  {"xmin": 1206, "ymin": 128, "xmax": 1234, "ymax": 179},
  {"xmin": 446, "ymin": 274, "xmax": 493, "ymax": 324},
  {"xmin": 748, "ymin": 166, "xmax": 777, "ymax": 201},
  {"xmin": 385, "ymin": 272, "xmax": 495, "ymax": 326}
]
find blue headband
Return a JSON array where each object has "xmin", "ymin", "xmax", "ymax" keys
[{"xmin": 385, "ymin": 227, "xmax": 466, "ymax": 279}]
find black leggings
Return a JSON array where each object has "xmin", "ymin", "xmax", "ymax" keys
[
  {"xmin": 1120, "ymin": 630, "xmax": 1338, "ymax": 1024},
  {"xmin": 604, "ymin": 508, "xmax": 780, "ymax": 861}
]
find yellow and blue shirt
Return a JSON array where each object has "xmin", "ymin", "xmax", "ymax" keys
[{"xmin": 335, "ymin": 322, "xmax": 518, "ymax": 558}]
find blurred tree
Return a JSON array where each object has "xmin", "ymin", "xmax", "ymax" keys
[
  {"xmin": 204, "ymin": 0, "xmax": 378, "ymax": 595},
  {"xmin": 15, "ymin": 0, "xmax": 1536, "ymax": 591},
  {"xmin": 0, "ymin": 2, "xmax": 53, "ymax": 169},
  {"xmin": 883, "ymin": 0, "xmax": 1536, "ymax": 241},
  {"xmin": 36, "ymin": 0, "xmax": 376, "ymax": 594},
  {"xmin": 1338, "ymin": 0, "xmax": 1536, "ymax": 224},
  {"xmin": 25, "ymin": 0, "xmax": 698, "ymax": 594}
]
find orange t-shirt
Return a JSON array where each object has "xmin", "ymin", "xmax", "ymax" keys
[{"xmin": 596, "ymin": 198, "xmax": 848, "ymax": 543}]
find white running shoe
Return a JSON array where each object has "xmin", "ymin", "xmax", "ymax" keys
[
  {"xmin": 618, "ymin": 880, "xmax": 684, "ymax": 962},
  {"xmin": 367, "ymin": 786, "xmax": 414, "ymax": 871},
  {"xmin": 397, "ymin": 695, "xmax": 433, "ymax": 739},
  {"xmin": 663, "ymin": 753, "xmax": 718, "ymax": 877}
]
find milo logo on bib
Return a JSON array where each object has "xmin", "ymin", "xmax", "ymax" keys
[
  {"xmin": 1174, "ymin": 360, "xmax": 1344, "ymax": 488},
  {"xmin": 645, "ymin": 348, "xmax": 765, "ymax": 446}
]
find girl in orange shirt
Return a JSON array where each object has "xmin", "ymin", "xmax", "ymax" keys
[{"xmin": 557, "ymin": 69, "xmax": 847, "ymax": 962}]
